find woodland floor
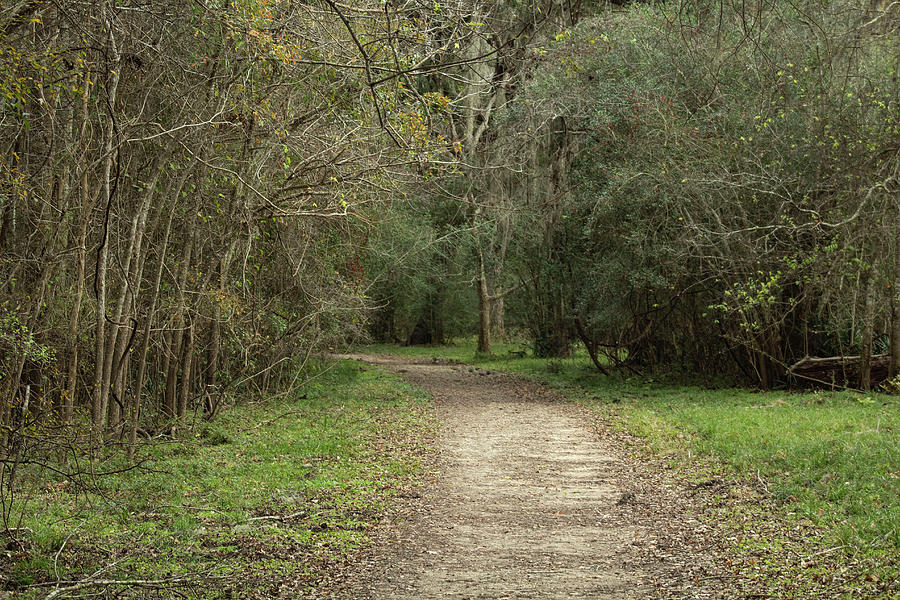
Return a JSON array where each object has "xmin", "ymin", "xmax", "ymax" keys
[
  {"xmin": 313, "ymin": 354, "xmax": 751, "ymax": 600},
  {"xmin": 7, "ymin": 353, "xmax": 894, "ymax": 599}
]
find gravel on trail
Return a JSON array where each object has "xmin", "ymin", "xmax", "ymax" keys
[{"xmin": 309, "ymin": 354, "xmax": 750, "ymax": 600}]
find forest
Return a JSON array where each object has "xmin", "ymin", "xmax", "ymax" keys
[{"xmin": 0, "ymin": 0, "xmax": 898, "ymax": 596}]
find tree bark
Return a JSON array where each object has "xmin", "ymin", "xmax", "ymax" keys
[
  {"xmin": 129, "ymin": 196, "xmax": 178, "ymax": 456},
  {"xmin": 574, "ymin": 317, "xmax": 610, "ymax": 375},
  {"xmin": 63, "ymin": 67, "xmax": 93, "ymax": 425},
  {"xmin": 211, "ymin": 239, "xmax": 236, "ymax": 374},
  {"xmin": 104, "ymin": 154, "xmax": 164, "ymax": 428},
  {"xmin": 102, "ymin": 203, "xmax": 141, "ymax": 428},
  {"xmin": 92, "ymin": 16, "xmax": 120, "ymax": 429},
  {"xmin": 491, "ymin": 293, "xmax": 505, "ymax": 338},
  {"xmin": 477, "ymin": 252, "xmax": 491, "ymax": 354},
  {"xmin": 205, "ymin": 316, "xmax": 220, "ymax": 413},
  {"xmin": 859, "ymin": 269, "xmax": 876, "ymax": 391},
  {"xmin": 891, "ymin": 212, "xmax": 900, "ymax": 380},
  {"xmin": 204, "ymin": 238, "xmax": 236, "ymax": 417},
  {"xmin": 177, "ymin": 320, "xmax": 194, "ymax": 419},
  {"xmin": 161, "ymin": 327, "xmax": 175, "ymax": 418},
  {"xmin": 164, "ymin": 227, "xmax": 195, "ymax": 419}
]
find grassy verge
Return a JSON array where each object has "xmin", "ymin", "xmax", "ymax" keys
[
  {"xmin": 369, "ymin": 339, "xmax": 899, "ymax": 596},
  {"xmin": 364, "ymin": 339, "xmax": 599, "ymax": 388},
  {"xmin": 590, "ymin": 382, "xmax": 899, "ymax": 597},
  {"xmin": 5, "ymin": 360, "xmax": 432, "ymax": 599}
]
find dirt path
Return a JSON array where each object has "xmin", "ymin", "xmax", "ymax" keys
[{"xmin": 325, "ymin": 355, "xmax": 734, "ymax": 599}]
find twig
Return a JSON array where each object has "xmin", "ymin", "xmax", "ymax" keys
[
  {"xmin": 249, "ymin": 410, "xmax": 304, "ymax": 431},
  {"xmin": 36, "ymin": 573, "xmax": 227, "ymax": 599},
  {"xmin": 152, "ymin": 504, "xmax": 232, "ymax": 517},
  {"xmin": 246, "ymin": 511, "xmax": 308, "ymax": 523},
  {"xmin": 53, "ymin": 521, "xmax": 87, "ymax": 582},
  {"xmin": 801, "ymin": 545, "xmax": 846, "ymax": 560}
]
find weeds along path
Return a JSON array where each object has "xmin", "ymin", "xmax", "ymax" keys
[{"xmin": 326, "ymin": 354, "xmax": 733, "ymax": 599}]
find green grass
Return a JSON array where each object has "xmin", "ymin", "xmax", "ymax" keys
[
  {"xmin": 599, "ymin": 385, "xmax": 899, "ymax": 552},
  {"xmin": 5, "ymin": 360, "xmax": 432, "ymax": 598},
  {"xmin": 603, "ymin": 383, "xmax": 899, "ymax": 598},
  {"xmin": 365, "ymin": 338, "xmax": 599, "ymax": 388},
  {"xmin": 371, "ymin": 339, "xmax": 899, "ymax": 579},
  {"xmin": 14, "ymin": 340, "xmax": 895, "ymax": 597}
]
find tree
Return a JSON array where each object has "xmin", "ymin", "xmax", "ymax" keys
[
  {"xmin": 0, "ymin": 0, "xmax": 484, "ymax": 456},
  {"xmin": 497, "ymin": 0, "xmax": 899, "ymax": 382}
]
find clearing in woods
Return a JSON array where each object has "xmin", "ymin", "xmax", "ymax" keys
[{"xmin": 325, "ymin": 354, "xmax": 741, "ymax": 599}]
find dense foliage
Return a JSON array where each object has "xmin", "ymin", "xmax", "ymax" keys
[
  {"xmin": 425, "ymin": 0, "xmax": 898, "ymax": 387},
  {"xmin": 1, "ymin": 0, "xmax": 897, "ymax": 493},
  {"xmin": 0, "ymin": 0, "xmax": 465, "ymax": 445},
  {"xmin": 507, "ymin": 0, "xmax": 900, "ymax": 386}
]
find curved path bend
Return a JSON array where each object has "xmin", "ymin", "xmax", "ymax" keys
[{"xmin": 326, "ymin": 355, "xmax": 732, "ymax": 600}]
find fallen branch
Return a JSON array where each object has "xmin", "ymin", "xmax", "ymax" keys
[
  {"xmin": 788, "ymin": 354, "xmax": 889, "ymax": 369},
  {"xmin": 787, "ymin": 354, "xmax": 890, "ymax": 388},
  {"xmin": 247, "ymin": 510, "xmax": 308, "ymax": 523},
  {"xmin": 38, "ymin": 573, "xmax": 225, "ymax": 600}
]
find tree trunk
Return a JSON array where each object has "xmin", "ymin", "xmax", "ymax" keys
[
  {"xmin": 430, "ymin": 290, "xmax": 445, "ymax": 346},
  {"xmin": 65, "ymin": 203, "xmax": 89, "ymax": 424},
  {"xmin": 92, "ymin": 14, "xmax": 121, "ymax": 429},
  {"xmin": 891, "ymin": 216, "xmax": 900, "ymax": 380},
  {"xmin": 488, "ymin": 208, "xmax": 511, "ymax": 339},
  {"xmin": 491, "ymin": 293, "xmax": 505, "ymax": 338},
  {"xmin": 165, "ymin": 230, "xmax": 194, "ymax": 420},
  {"xmin": 103, "ymin": 206, "xmax": 142, "ymax": 429},
  {"xmin": 177, "ymin": 321, "xmax": 194, "ymax": 419},
  {"xmin": 162, "ymin": 327, "xmax": 176, "ymax": 418},
  {"xmin": 129, "ymin": 198, "xmax": 178, "ymax": 456},
  {"xmin": 208, "ymin": 238, "xmax": 236, "ymax": 390},
  {"xmin": 477, "ymin": 256, "xmax": 491, "ymax": 354},
  {"xmin": 63, "ymin": 67, "xmax": 93, "ymax": 425},
  {"xmin": 859, "ymin": 270, "xmax": 876, "ymax": 391},
  {"xmin": 164, "ymin": 323, "xmax": 183, "ymax": 419},
  {"xmin": 758, "ymin": 351, "xmax": 770, "ymax": 391},
  {"xmin": 574, "ymin": 317, "xmax": 609, "ymax": 375},
  {"xmin": 91, "ymin": 166, "xmax": 110, "ymax": 427},
  {"xmin": 105, "ymin": 155, "xmax": 163, "ymax": 429},
  {"xmin": 205, "ymin": 316, "xmax": 220, "ymax": 412}
]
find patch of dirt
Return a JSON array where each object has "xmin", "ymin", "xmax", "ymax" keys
[{"xmin": 306, "ymin": 354, "xmax": 747, "ymax": 599}]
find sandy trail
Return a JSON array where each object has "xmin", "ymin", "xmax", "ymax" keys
[{"xmin": 327, "ymin": 355, "xmax": 728, "ymax": 600}]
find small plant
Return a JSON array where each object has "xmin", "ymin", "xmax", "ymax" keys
[
  {"xmin": 198, "ymin": 424, "xmax": 231, "ymax": 446},
  {"xmin": 881, "ymin": 374, "xmax": 900, "ymax": 395}
]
